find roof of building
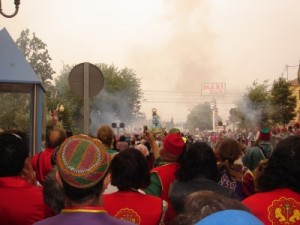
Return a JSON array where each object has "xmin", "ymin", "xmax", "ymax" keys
[{"xmin": 0, "ymin": 27, "xmax": 43, "ymax": 85}]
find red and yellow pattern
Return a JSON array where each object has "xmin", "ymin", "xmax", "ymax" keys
[
  {"xmin": 268, "ymin": 197, "xmax": 300, "ymax": 225},
  {"xmin": 115, "ymin": 208, "xmax": 141, "ymax": 224}
]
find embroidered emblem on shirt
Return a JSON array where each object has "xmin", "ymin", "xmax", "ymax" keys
[
  {"xmin": 115, "ymin": 208, "xmax": 141, "ymax": 224},
  {"xmin": 268, "ymin": 197, "xmax": 300, "ymax": 224},
  {"xmin": 219, "ymin": 173, "xmax": 237, "ymax": 191}
]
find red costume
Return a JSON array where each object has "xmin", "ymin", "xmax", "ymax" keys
[
  {"xmin": 104, "ymin": 191, "xmax": 164, "ymax": 225},
  {"xmin": 242, "ymin": 188, "xmax": 300, "ymax": 225},
  {"xmin": 151, "ymin": 162, "xmax": 179, "ymax": 224},
  {"xmin": 0, "ymin": 176, "xmax": 53, "ymax": 225},
  {"xmin": 31, "ymin": 147, "xmax": 54, "ymax": 184}
]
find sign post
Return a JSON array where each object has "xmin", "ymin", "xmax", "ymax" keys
[{"xmin": 69, "ymin": 63, "xmax": 104, "ymax": 134}]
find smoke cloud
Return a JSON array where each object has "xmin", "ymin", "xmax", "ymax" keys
[
  {"xmin": 130, "ymin": 0, "xmax": 217, "ymax": 90},
  {"xmin": 128, "ymin": 0, "xmax": 223, "ymax": 122}
]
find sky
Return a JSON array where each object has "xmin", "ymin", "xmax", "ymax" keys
[{"xmin": 1, "ymin": 0, "xmax": 300, "ymax": 125}]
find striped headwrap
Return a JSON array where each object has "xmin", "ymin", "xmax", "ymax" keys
[{"xmin": 56, "ymin": 134, "xmax": 110, "ymax": 188}]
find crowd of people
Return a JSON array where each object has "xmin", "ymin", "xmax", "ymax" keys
[{"xmin": 1, "ymin": 122, "xmax": 300, "ymax": 225}]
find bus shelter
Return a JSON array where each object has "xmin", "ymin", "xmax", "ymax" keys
[{"xmin": 0, "ymin": 28, "xmax": 45, "ymax": 155}]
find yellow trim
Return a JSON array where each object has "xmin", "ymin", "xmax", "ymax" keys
[{"xmin": 62, "ymin": 209, "xmax": 107, "ymax": 213}]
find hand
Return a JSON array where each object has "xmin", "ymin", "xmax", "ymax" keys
[
  {"xmin": 20, "ymin": 157, "xmax": 38, "ymax": 186},
  {"xmin": 144, "ymin": 131, "xmax": 155, "ymax": 143}
]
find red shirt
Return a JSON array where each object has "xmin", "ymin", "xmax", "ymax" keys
[
  {"xmin": 242, "ymin": 188, "xmax": 300, "ymax": 225},
  {"xmin": 104, "ymin": 191, "xmax": 163, "ymax": 225},
  {"xmin": 151, "ymin": 162, "xmax": 179, "ymax": 224},
  {"xmin": 31, "ymin": 147, "xmax": 54, "ymax": 184},
  {"xmin": 0, "ymin": 176, "xmax": 53, "ymax": 225}
]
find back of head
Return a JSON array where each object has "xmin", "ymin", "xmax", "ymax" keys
[
  {"xmin": 110, "ymin": 148, "xmax": 150, "ymax": 190},
  {"xmin": 96, "ymin": 124, "xmax": 114, "ymax": 148},
  {"xmin": 46, "ymin": 128, "xmax": 67, "ymax": 148},
  {"xmin": 176, "ymin": 142, "xmax": 219, "ymax": 182},
  {"xmin": 173, "ymin": 190, "xmax": 249, "ymax": 225},
  {"xmin": 195, "ymin": 210, "xmax": 263, "ymax": 225},
  {"xmin": 255, "ymin": 135, "xmax": 300, "ymax": 192},
  {"xmin": 0, "ymin": 130, "xmax": 29, "ymax": 177},
  {"xmin": 215, "ymin": 138, "xmax": 242, "ymax": 164},
  {"xmin": 56, "ymin": 134, "xmax": 110, "ymax": 202},
  {"xmin": 135, "ymin": 144, "xmax": 149, "ymax": 157},
  {"xmin": 161, "ymin": 133, "xmax": 185, "ymax": 160},
  {"xmin": 257, "ymin": 127, "xmax": 270, "ymax": 141}
]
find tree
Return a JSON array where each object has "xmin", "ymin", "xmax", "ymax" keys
[
  {"xmin": 235, "ymin": 80, "xmax": 270, "ymax": 128},
  {"xmin": 186, "ymin": 102, "xmax": 212, "ymax": 131},
  {"xmin": 269, "ymin": 77, "xmax": 296, "ymax": 125},
  {"xmin": 16, "ymin": 29, "xmax": 55, "ymax": 91},
  {"xmin": 91, "ymin": 63, "xmax": 143, "ymax": 132},
  {"xmin": 53, "ymin": 63, "xmax": 144, "ymax": 134},
  {"xmin": 0, "ymin": 93, "xmax": 30, "ymax": 131}
]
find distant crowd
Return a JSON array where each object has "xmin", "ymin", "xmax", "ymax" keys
[{"xmin": 1, "ymin": 122, "xmax": 300, "ymax": 225}]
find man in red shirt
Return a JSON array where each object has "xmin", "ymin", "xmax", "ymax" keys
[
  {"xmin": 144, "ymin": 132, "xmax": 185, "ymax": 224},
  {"xmin": 0, "ymin": 130, "xmax": 53, "ymax": 225},
  {"xmin": 31, "ymin": 128, "xmax": 67, "ymax": 184}
]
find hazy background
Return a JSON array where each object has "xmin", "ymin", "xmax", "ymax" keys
[{"xmin": 1, "ymin": 0, "xmax": 300, "ymax": 123}]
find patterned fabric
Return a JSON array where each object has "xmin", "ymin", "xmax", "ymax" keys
[
  {"xmin": 218, "ymin": 164, "xmax": 255, "ymax": 199},
  {"xmin": 242, "ymin": 188, "xmax": 300, "ymax": 225},
  {"xmin": 56, "ymin": 134, "xmax": 110, "ymax": 188}
]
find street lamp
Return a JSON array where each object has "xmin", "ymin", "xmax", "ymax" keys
[{"xmin": 0, "ymin": 0, "xmax": 20, "ymax": 18}]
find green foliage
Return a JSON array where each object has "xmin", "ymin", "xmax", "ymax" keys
[
  {"xmin": 91, "ymin": 64, "xmax": 143, "ymax": 126},
  {"xmin": 16, "ymin": 29, "xmax": 55, "ymax": 91},
  {"xmin": 233, "ymin": 78, "xmax": 297, "ymax": 128},
  {"xmin": 52, "ymin": 63, "xmax": 144, "ymax": 134},
  {"xmin": 238, "ymin": 80, "xmax": 270, "ymax": 128},
  {"xmin": 186, "ymin": 102, "xmax": 212, "ymax": 131},
  {"xmin": 269, "ymin": 77, "xmax": 297, "ymax": 125},
  {"xmin": 0, "ymin": 93, "xmax": 30, "ymax": 131}
]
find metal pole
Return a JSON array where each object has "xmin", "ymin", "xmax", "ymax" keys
[
  {"xmin": 212, "ymin": 109, "xmax": 215, "ymax": 131},
  {"xmin": 83, "ymin": 63, "xmax": 90, "ymax": 135}
]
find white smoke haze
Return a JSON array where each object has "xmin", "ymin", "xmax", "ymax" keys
[
  {"xmin": 4, "ymin": 0, "xmax": 300, "ymax": 125},
  {"xmin": 236, "ymin": 97, "xmax": 264, "ymax": 128},
  {"xmin": 90, "ymin": 89, "xmax": 146, "ymax": 135},
  {"xmin": 128, "ymin": 0, "xmax": 224, "ymax": 123}
]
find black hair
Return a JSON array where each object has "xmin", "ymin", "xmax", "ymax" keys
[
  {"xmin": 43, "ymin": 167, "xmax": 64, "ymax": 214},
  {"xmin": 176, "ymin": 141, "xmax": 220, "ymax": 182},
  {"xmin": 0, "ymin": 130, "xmax": 29, "ymax": 177},
  {"xmin": 61, "ymin": 177, "xmax": 104, "ymax": 203},
  {"xmin": 110, "ymin": 148, "xmax": 150, "ymax": 190},
  {"xmin": 256, "ymin": 135, "xmax": 300, "ymax": 193}
]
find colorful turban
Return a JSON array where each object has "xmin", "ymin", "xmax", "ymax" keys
[{"xmin": 56, "ymin": 134, "xmax": 110, "ymax": 189}]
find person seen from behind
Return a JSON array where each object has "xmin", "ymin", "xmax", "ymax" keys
[
  {"xmin": 33, "ymin": 134, "xmax": 134, "ymax": 225},
  {"xmin": 215, "ymin": 138, "xmax": 255, "ymax": 199},
  {"xmin": 143, "ymin": 132, "xmax": 185, "ymax": 224},
  {"xmin": 242, "ymin": 135, "xmax": 300, "ymax": 225},
  {"xmin": 0, "ymin": 129, "xmax": 53, "ymax": 225},
  {"xmin": 171, "ymin": 190, "xmax": 252, "ymax": 225},
  {"xmin": 97, "ymin": 124, "xmax": 118, "ymax": 156},
  {"xmin": 170, "ymin": 141, "xmax": 239, "ymax": 215},
  {"xmin": 31, "ymin": 127, "xmax": 67, "ymax": 185},
  {"xmin": 104, "ymin": 148, "xmax": 167, "ymax": 225},
  {"xmin": 242, "ymin": 127, "xmax": 273, "ymax": 172}
]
